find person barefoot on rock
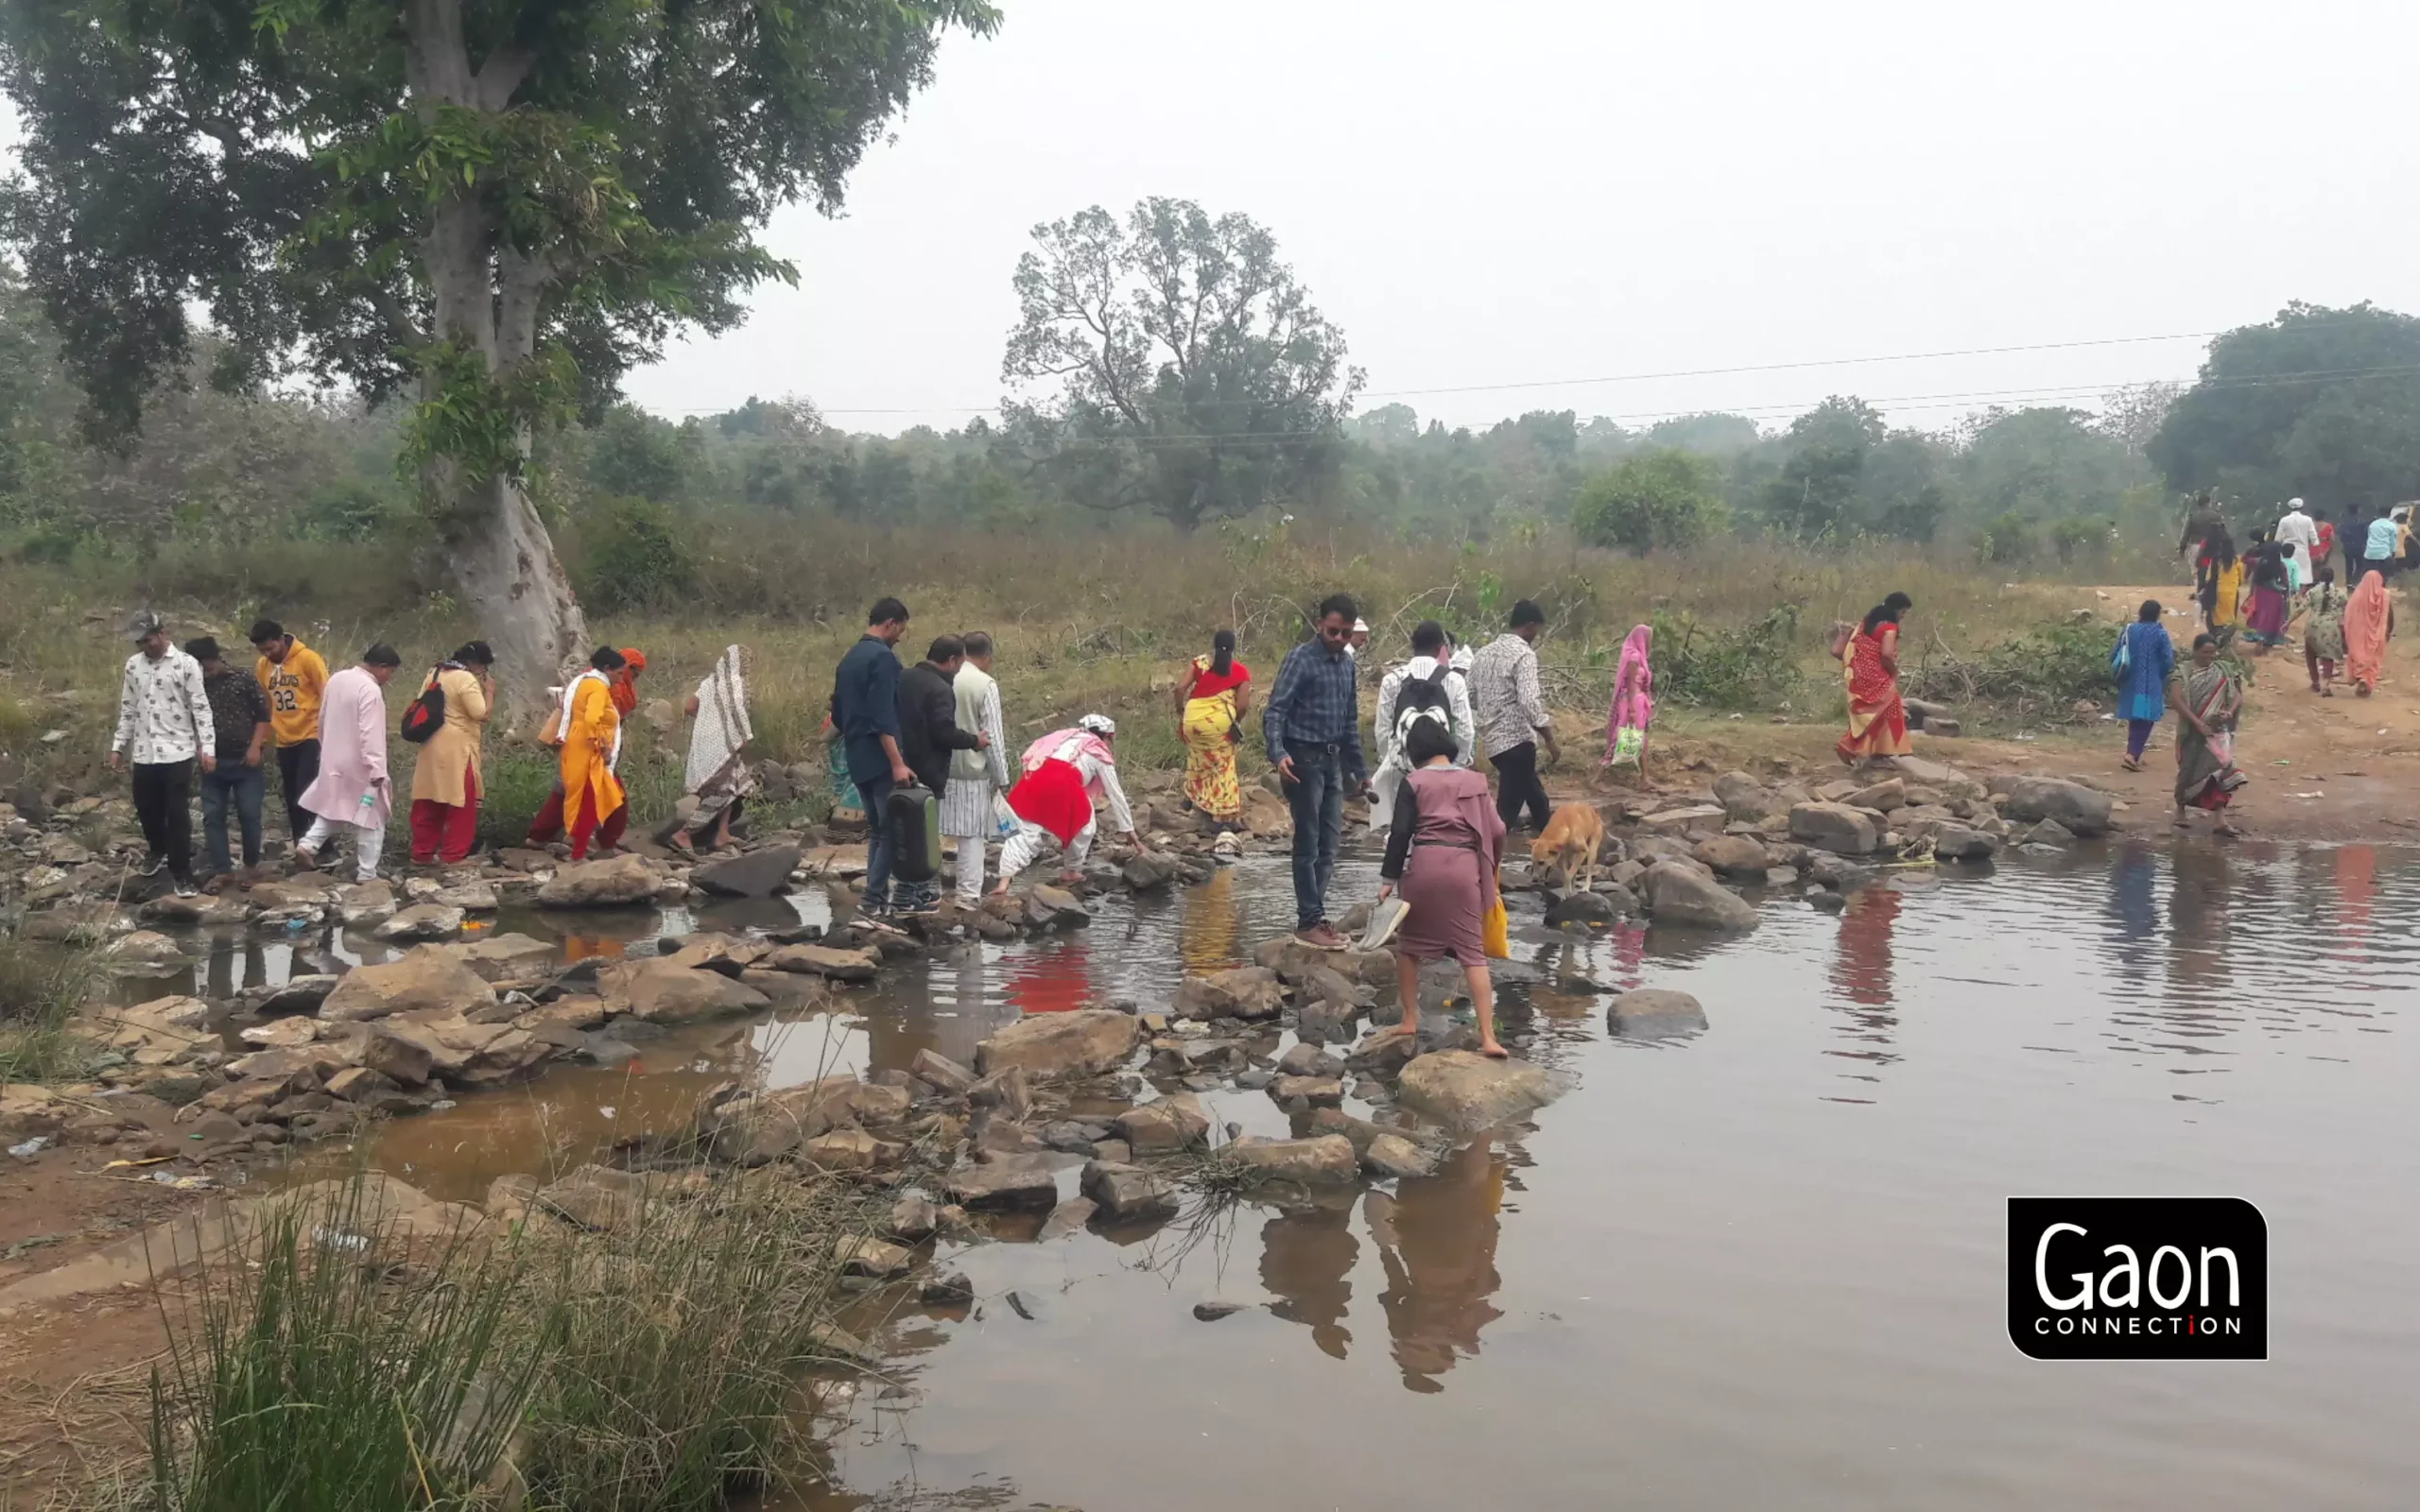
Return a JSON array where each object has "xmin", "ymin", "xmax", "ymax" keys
[{"xmin": 1376, "ymin": 717, "xmax": 1510, "ymax": 1058}]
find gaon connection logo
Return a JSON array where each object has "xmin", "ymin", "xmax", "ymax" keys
[{"xmin": 2007, "ymin": 1197, "xmax": 2266, "ymax": 1361}]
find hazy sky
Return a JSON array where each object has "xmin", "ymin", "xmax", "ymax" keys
[{"xmin": 623, "ymin": 0, "xmax": 2420, "ymax": 437}]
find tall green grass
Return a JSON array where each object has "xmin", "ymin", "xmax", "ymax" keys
[
  {"xmin": 0, "ymin": 928, "xmax": 97, "ymax": 1084},
  {"xmin": 141, "ymin": 1182, "xmax": 545, "ymax": 1512}
]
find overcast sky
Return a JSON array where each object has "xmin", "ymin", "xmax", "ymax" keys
[{"xmin": 620, "ymin": 0, "xmax": 2420, "ymax": 437}]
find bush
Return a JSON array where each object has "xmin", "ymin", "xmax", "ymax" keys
[
  {"xmin": 1907, "ymin": 618, "xmax": 2117, "ymax": 723},
  {"xmin": 1650, "ymin": 604, "xmax": 1806, "ymax": 709},
  {"xmin": 579, "ymin": 494, "xmax": 699, "ymax": 613},
  {"xmin": 1977, "ymin": 510, "xmax": 2034, "ymax": 563},
  {"xmin": 1571, "ymin": 448, "xmax": 1725, "ymax": 552},
  {"xmin": 0, "ymin": 929, "xmax": 96, "ymax": 1082}
]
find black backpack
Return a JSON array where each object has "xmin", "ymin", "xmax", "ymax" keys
[
  {"xmin": 399, "ymin": 666, "xmax": 450, "ymax": 744},
  {"xmin": 1396, "ymin": 661, "xmax": 1453, "ymax": 720}
]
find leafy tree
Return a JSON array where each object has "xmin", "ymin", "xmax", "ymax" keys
[
  {"xmin": 1760, "ymin": 396, "xmax": 1882, "ymax": 538},
  {"xmin": 1572, "ymin": 447, "xmax": 1725, "ymax": 551},
  {"xmin": 1350, "ymin": 403, "xmax": 1420, "ymax": 446},
  {"xmin": 578, "ymin": 494, "xmax": 696, "ymax": 612},
  {"xmin": 2150, "ymin": 302, "xmax": 2420, "ymax": 514},
  {"xmin": 0, "ymin": 0, "xmax": 995, "ymax": 713},
  {"xmin": 1959, "ymin": 406, "xmax": 2147, "ymax": 524},
  {"xmin": 1644, "ymin": 411, "xmax": 1762, "ymax": 456},
  {"xmin": 1001, "ymin": 198, "xmax": 1363, "ymax": 534},
  {"xmin": 583, "ymin": 404, "xmax": 700, "ymax": 504}
]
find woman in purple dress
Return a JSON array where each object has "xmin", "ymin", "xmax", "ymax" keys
[{"xmin": 1378, "ymin": 717, "xmax": 1510, "ymax": 1058}]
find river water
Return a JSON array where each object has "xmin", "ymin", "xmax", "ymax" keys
[{"xmin": 164, "ymin": 840, "xmax": 2420, "ymax": 1509}]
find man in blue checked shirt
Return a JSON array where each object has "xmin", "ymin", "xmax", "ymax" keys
[{"xmin": 1263, "ymin": 592, "xmax": 1368, "ymax": 946}]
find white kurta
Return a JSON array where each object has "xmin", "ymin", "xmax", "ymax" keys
[{"xmin": 2275, "ymin": 508, "xmax": 2319, "ymax": 583}]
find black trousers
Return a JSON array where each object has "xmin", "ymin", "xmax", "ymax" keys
[
  {"xmin": 131, "ymin": 759, "xmax": 195, "ymax": 881},
  {"xmin": 275, "ymin": 740, "xmax": 321, "ymax": 843},
  {"xmin": 1492, "ymin": 740, "xmax": 1554, "ymax": 833}
]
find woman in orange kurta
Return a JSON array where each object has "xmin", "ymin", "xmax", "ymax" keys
[
  {"xmin": 406, "ymin": 641, "xmax": 494, "ymax": 865},
  {"xmin": 1836, "ymin": 592, "xmax": 1913, "ymax": 766},
  {"xmin": 557, "ymin": 646, "xmax": 629, "ymax": 860}
]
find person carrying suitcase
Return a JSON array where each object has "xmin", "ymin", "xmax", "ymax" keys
[{"xmin": 893, "ymin": 634, "xmax": 989, "ymax": 913}]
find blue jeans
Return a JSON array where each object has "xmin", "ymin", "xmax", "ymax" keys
[
  {"xmin": 857, "ymin": 773, "xmax": 895, "ymax": 910},
  {"xmin": 1282, "ymin": 742, "xmax": 1349, "ymax": 930},
  {"xmin": 199, "ymin": 763, "xmax": 265, "ymax": 876}
]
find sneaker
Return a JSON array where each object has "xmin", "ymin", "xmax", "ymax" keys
[
  {"xmin": 172, "ymin": 878, "xmax": 197, "ymax": 899},
  {"xmin": 1294, "ymin": 921, "xmax": 1346, "ymax": 950}
]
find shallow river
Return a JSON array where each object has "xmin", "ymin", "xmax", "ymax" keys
[{"xmin": 167, "ymin": 839, "xmax": 2420, "ymax": 1509}]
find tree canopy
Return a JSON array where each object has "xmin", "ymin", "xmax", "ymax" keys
[
  {"xmin": 2150, "ymin": 302, "xmax": 2420, "ymax": 515},
  {"xmin": 0, "ymin": 0, "xmax": 994, "ymax": 709},
  {"xmin": 1001, "ymin": 198, "xmax": 1363, "ymax": 533},
  {"xmin": 1571, "ymin": 448, "xmax": 1724, "ymax": 552}
]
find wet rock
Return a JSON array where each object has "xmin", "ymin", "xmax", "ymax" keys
[
  {"xmin": 1294, "ymin": 1005, "xmax": 1355, "ymax": 1046},
  {"xmin": 373, "ymin": 903, "xmax": 465, "ymax": 942},
  {"xmin": 1270, "ymin": 1074, "xmax": 1346, "ymax": 1107},
  {"xmin": 24, "ymin": 902, "xmax": 122, "ymax": 945},
  {"xmin": 1713, "ymin": 770, "xmax": 1778, "ymax": 820},
  {"xmin": 763, "ymin": 943, "xmax": 880, "ymax": 983},
  {"xmin": 534, "ymin": 853, "xmax": 659, "ymax": 908},
  {"xmin": 921, "ymin": 1271, "xmax": 977, "ymax": 1308},
  {"xmin": 1639, "ymin": 803, "xmax": 1727, "ymax": 832},
  {"xmin": 2020, "ymin": 818, "xmax": 2077, "ymax": 848},
  {"xmin": 324, "ymin": 1067, "xmax": 418, "ymax": 1113},
  {"xmin": 1932, "ymin": 827, "xmax": 1998, "ymax": 861},
  {"xmin": 103, "ymin": 931, "xmax": 187, "ymax": 973},
  {"xmin": 910, "ymin": 1048, "xmax": 976, "ymax": 1096},
  {"xmin": 1253, "ymin": 936, "xmax": 1394, "ymax": 988},
  {"xmin": 1171, "ymin": 966, "xmax": 1287, "ymax": 1022},
  {"xmin": 1192, "ymin": 1298, "xmax": 1254, "ymax": 1321},
  {"xmin": 1027, "ymin": 885, "xmax": 1092, "ymax": 925},
  {"xmin": 337, "ymin": 881, "xmax": 397, "ymax": 927},
  {"xmin": 140, "ymin": 892, "xmax": 250, "ymax": 928},
  {"xmin": 1544, "ymin": 888, "xmax": 1622, "ymax": 927},
  {"xmin": 969, "ymin": 1065, "xmax": 1033, "ymax": 1120},
  {"xmin": 596, "ymin": 960, "xmax": 770, "ymax": 1024},
  {"xmin": 2001, "ymin": 777, "xmax": 2113, "ymax": 837},
  {"xmin": 1234, "ymin": 1067, "xmax": 1275, "ymax": 1090},
  {"xmin": 247, "ymin": 975, "xmax": 337, "ymax": 1019},
  {"xmin": 1693, "ymin": 834, "xmax": 1772, "ymax": 878},
  {"xmin": 1789, "ymin": 801, "xmax": 1880, "ymax": 855},
  {"xmin": 1641, "ymin": 861, "xmax": 1759, "ymax": 930},
  {"xmin": 943, "ymin": 1158, "xmax": 1061, "ymax": 1211},
  {"xmin": 1344, "ymin": 1025, "xmax": 1420, "ymax": 1076},
  {"xmin": 237, "ymin": 1017, "xmax": 322, "ymax": 1049},
  {"xmin": 356, "ymin": 1028, "xmax": 437, "ymax": 1087},
  {"xmin": 975, "ymin": 1009, "xmax": 1139, "ymax": 1080},
  {"xmin": 320, "ymin": 945, "xmax": 497, "ymax": 1022},
  {"xmin": 693, "ymin": 843, "xmax": 801, "ymax": 898},
  {"xmin": 1397, "ymin": 1050, "xmax": 1560, "ymax": 1130},
  {"xmin": 835, "ymin": 1234, "xmax": 915, "ymax": 1277},
  {"xmin": 1120, "ymin": 850, "xmax": 1179, "ymax": 890},
  {"xmin": 1275, "ymin": 1042, "xmax": 1345, "ymax": 1080},
  {"xmin": 1115, "ymin": 1093, "xmax": 1209, "ymax": 1153},
  {"xmin": 1294, "ymin": 964, "xmax": 1373, "ymax": 1010},
  {"xmin": 1037, "ymin": 1196, "xmax": 1098, "ymax": 1241},
  {"xmin": 802, "ymin": 1127, "xmax": 900, "ymax": 1173},
  {"xmin": 1042, "ymin": 1120, "xmax": 1103, "ymax": 1153},
  {"xmin": 1228, "ymin": 1133, "xmax": 1358, "ymax": 1185},
  {"xmin": 887, "ymin": 1193, "xmax": 941, "ymax": 1241},
  {"xmin": 433, "ymin": 882, "xmax": 499, "ymax": 913},
  {"xmin": 1363, "ymin": 1133, "xmax": 1435, "ymax": 1180},
  {"xmin": 536, "ymin": 1164, "xmax": 648, "ymax": 1232},
  {"xmin": 449, "ymin": 933, "xmax": 560, "ymax": 983},
  {"xmin": 1305, "ymin": 1107, "xmax": 1387, "ymax": 1155},
  {"xmin": 1082, "ymin": 1160, "xmax": 1179, "ymax": 1221},
  {"xmin": 1807, "ymin": 888, "xmax": 1847, "ymax": 913},
  {"xmin": 1607, "ymin": 988, "xmax": 1709, "ymax": 1040},
  {"xmin": 700, "ymin": 1074, "xmax": 866, "ymax": 1162}
]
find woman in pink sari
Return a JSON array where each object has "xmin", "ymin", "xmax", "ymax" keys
[{"xmin": 1600, "ymin": 624, "xmax": 1655, "ymax": 778}]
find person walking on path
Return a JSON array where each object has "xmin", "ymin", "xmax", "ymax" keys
[
  {"xmin": 250, "ymin": 618, "xmax": 328, "ymax": 851},
  {"xmin": 2304, "ymin": 569, "xmax": 2347, "ymax": 696},
  {"xmin": 2178, "ymin": 490, "xmax": 2223, "ymax": 587},
  {"xmin": 833, "ymin": 598, "xmax": 915, "ymax": 917},
  {"xmin": 295, "ymin": 644, "xmax": 401, "ymax": 882},
  {"xmin": 1835, "ymin": 593, "xmax": 1914, "ymax": 766},
  {"xmin": 674, "ymin": 644, "xmax": 754, "ymax": 853},
  {"xmin": 2112, "ymin": 601, "xmax": 2176, "ymax": 771},
  {"xmin": 895, "ymin": 635, "xmax": 987, "ymax": 914},
  {"xmin": 110, "ymin": 612, "xmax": 214, "ymax": 895},
  {"xmin": 187, "ymin": 637, "xmax": 272, "ymax": 881},
  {"xmin": 2171, "ymin": 633, "xmax": 2246, "ymax": 835},
  {"xmin": 994, "ymin": 716, "xmax": 1139, "ymax": 892},
  {"xmin": 1470, "ymin": 599, "xmax": 1557, "ymax": 836},
  {"xmin": 2360, "ymin": 503, "xmax": 2401, "ymax": 590},
  {"xmin": 2240, "ymin": 530, "xmax": 2290, "ymax": 651},
  {"xmin": 406, "ymin": 642, "xmax": 494, "ymax": 866},
  {"xmin": 526, "ymin": 646, "xmax": 645, "ymax": 844},
  {"xmin": 1377, "ymin": 717, "xmax": 1509, "ymax": 1059},
  {"xmin": 942, "ymin": 631, "xmax": 1011, "ymax": 903},
  {"xmin": 540, "ymin": 647, "xmax": 631, "ymax": 862},
  {"xmin": 1601, "ymin": 624, "xmax": 1656, "ymax": 778},
  {"xmin": 2343, "ymin": 568, "xmax": 2394, "ymax": 696},
  {"xmin": 1175, "ymin": 629, "xmax": 1253, "ymax": 831},
  {"xmin": 1369, "ymin": 619, "xmax": 1474, "ymax": 831},
  {"xmin": 2195, "ymin": 526, "xmax": 2243, "ymax": 644},
  {"xmin": 2276, "ymin": 499, "xmax": 2319, "ymax": 593},
  {"xmin": 1263, "ymin": 593, "xmax": 1368, "ymax": 947}
]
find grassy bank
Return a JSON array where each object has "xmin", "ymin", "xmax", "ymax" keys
[{"xmin": 0, "ymin": 524, "xmax": 2139, "ymax": 840}]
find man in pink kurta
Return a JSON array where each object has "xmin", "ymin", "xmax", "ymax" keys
[{"xmin": 297, "ymin": 644, "xmax": 402, "ymax": 881}]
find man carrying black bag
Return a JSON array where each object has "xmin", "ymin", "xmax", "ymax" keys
[{"xmin": 893, "ymin": 635, "xmax": 989, "ymax": 914}]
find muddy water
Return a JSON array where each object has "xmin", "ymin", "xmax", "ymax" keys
[{"xmin": 159, "ymin": 841, "xmax": 2420, "ymax": 1508}]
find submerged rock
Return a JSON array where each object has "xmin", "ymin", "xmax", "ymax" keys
[
  {"xmin": 1227, "ymin": 1133, "xmax": 1358, "ymax": 1185},
  {"xmin": 320, "ymin": 945, "xmax": 497, "ymax": 1022},
  {"xmin": 692, "ymin": 844, "xmax": 801, "ymax": 898},
  {"xmin": 1115, "ymin": 1093, "xmax": 1209, "ymax": 1153},
  {"xmin": 1607, "ymin": 988, "xmax": 1709, "ymax": 1040},
  {"xmin": 1081, "ymin": 1160, "xmax": 1179, "ymax": 1221},
  {"xmin": 1363, "ymin": 1133, "xmax": 1436, "ymax": 1180},
  {"xmin": 1641, "ymin": 862, "xmax": 1758, "ymax": 930},
  {"xmin": 975, "ymin": 1009, "xmax": 1139, "ymax": 1080}
]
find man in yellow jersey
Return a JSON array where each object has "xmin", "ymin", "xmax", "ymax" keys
[{"xmin": 250, "ymin": 618, "xmax": 329, "ymax": 851}]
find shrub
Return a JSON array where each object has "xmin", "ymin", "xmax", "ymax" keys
[
  {"xmin": 0, "ymin": 929, "xmax": 96, "ymax": 1083},
  {"xmin": 1650, "ymin": 604, "xmax": 1806, "ymax": 709},
  {"xmin": 579, "ymin": 494, "xmax": 699, "ymax": 613},
  {"xmin": 1571, "ymin": 448, "xmax": 1725, "ymax": 552},
  {"xmin": 1977, "ymin": 510, "xmax": 2034, "ymax": 563}
]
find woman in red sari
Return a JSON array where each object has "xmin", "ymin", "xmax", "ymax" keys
[{"xmin": 1835, "ymin": 592, "xmax": 1913, "ymax": 766}]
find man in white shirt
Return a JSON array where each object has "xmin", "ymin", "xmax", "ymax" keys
[
  {"xmin": 1369, "ymin": 619, "xmax": 1476, "ymax": 829},
  {"xmin": 2274, "ymin": 498, "xmax": 2319, "ymax": 592},
  {"xmin": 109, "ymin": 610, "xmax": 215, "ymax": 894}
]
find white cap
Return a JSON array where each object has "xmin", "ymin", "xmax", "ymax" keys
[{"xmin": 1352, "ymin": 619, "xmax": 1370, "ymax": 634}]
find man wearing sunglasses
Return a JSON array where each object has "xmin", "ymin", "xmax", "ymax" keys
[{"xmin": 1264, "ymin": 593, "xmax": 1369, "ymax": 947}]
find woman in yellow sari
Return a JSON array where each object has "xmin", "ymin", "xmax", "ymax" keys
[
  {"xmin": 2196, "ymin": 527, "xmax": 2244, "ymax": 646},
  {"xmin": 558, "ymin": 645, "xmax": 629, "ymax": 860},
  {"xmin": 1174, "ymin": 629, "xmax": 1253, "ymax": 831}
]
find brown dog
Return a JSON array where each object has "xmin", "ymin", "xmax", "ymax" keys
[{"xmin": 1530, "ymin": 801, "xmax": 1605, "ymax": 893}]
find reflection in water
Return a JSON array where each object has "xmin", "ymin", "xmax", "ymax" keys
[
  {"xmin": 2336, "ymin": 844, "xmax": 2377, "ymax": 946},
  {"xmin": 2104, "ymin": 840, "xmax": 2160, "ymax": 992},
  {"xmin": 1824, "ymin": 887, "xmax": 1902, "ymax": 1085},
  {"xmin": 1260, "ymin": 1200, "xmax": 1358, "ymax": 1360},
  {"xmin": 1371, "ymin": 1140, "xmax": 1505, "ymax": 1393},
  {"xmin": 1180, "ymin": 867, "xmax": 1241, "ymax": 973},
  {"xmin": 1002, "ymin": 938, "xmax": 1092, "ymax": 1015},
  {"xmin": 2166, "ymin": 841, "xmax": 2233, "ymax": 991},
  {"xmin": 561, "ymin": 934, "xmax": 629, "ymax": 965}
]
